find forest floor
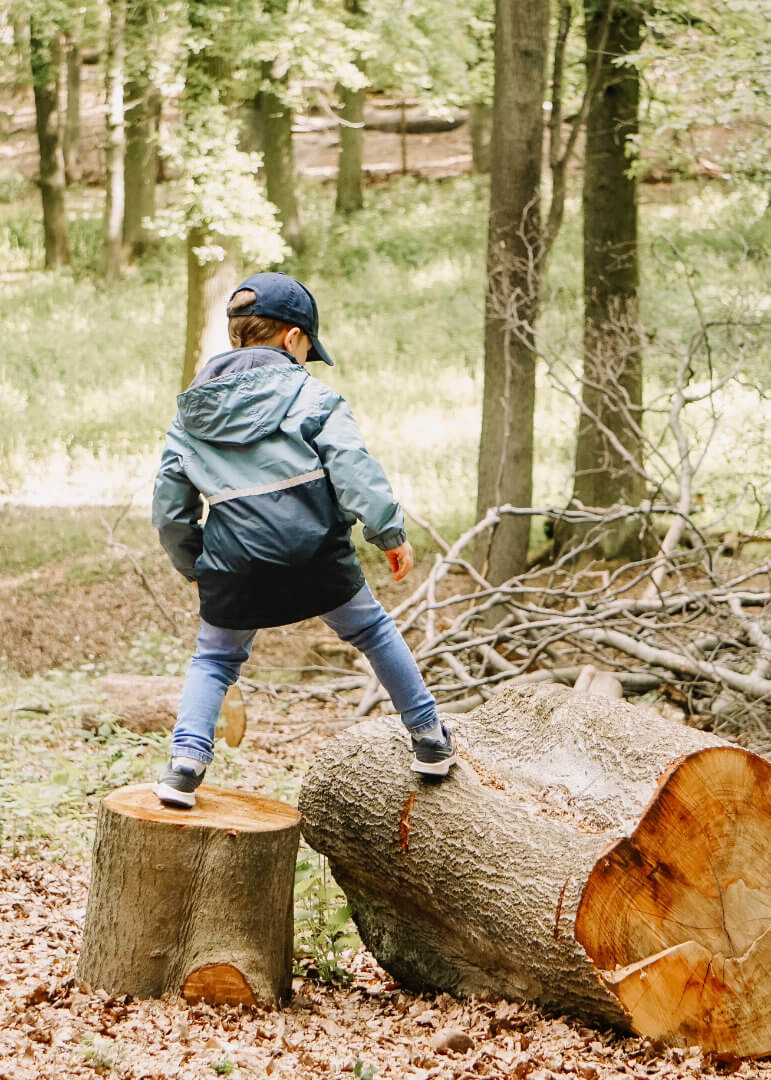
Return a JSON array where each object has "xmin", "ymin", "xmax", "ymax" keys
[{"xmin": 1, "ymin": 509, "xmax": 771, "ymax": 1078}]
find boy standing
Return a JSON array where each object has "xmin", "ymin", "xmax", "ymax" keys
[{"xmin": 151, "ymin": 272, "xmax": 455, "ymax": 807}]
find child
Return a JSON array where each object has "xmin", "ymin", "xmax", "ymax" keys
[{"xmin": 151, "ymin": 271, "xmax": 455, "ymax": 807}]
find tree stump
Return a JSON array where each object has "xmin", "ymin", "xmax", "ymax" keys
[
  {"xmin": 77, "ymin": 783, "xmax": 301, "ymax": 1006},
  {"xmin": 298, "ymin": 684, "xmax": 771, "ymax": 1056}
]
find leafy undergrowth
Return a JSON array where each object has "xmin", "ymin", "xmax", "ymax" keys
[{"xmin": 5, "ymin": 854, "xmax": 771, "ymax": 1080}]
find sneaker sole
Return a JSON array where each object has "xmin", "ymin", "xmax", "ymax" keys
[
  {"xmin": 153, "ymin": 781, "xmax": 196, "ymax": 809},
  {"xmin": 410, "ymin": 751, "xmax": 457, "ymax": 777}
]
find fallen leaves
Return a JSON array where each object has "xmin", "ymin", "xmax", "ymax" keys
[{"xmin": 2, "ymin": 847, "xmax": 771, "ymax": 1079}]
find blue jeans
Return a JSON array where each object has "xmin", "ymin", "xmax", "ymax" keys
[{"xmin": 171, "ymin": 583, "xmax": 438, "ymax": 764}]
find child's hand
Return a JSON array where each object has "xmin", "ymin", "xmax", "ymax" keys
[{"xmin": 385, "ymin": 541, "xmax": 414, "ymax": 582}]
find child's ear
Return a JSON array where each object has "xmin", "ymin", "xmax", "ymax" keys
[{"xmin": 283, "ymin": 326, "xmax": 302, "ymax": 355}]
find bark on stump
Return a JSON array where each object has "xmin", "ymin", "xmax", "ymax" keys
[
  {"xmin": 298, "ymin": 684, "xmax": 771, "ymax": 1056},
  {"xmin": 77, "ymin": 783, "xmax": 300, "ymax": 1006}
]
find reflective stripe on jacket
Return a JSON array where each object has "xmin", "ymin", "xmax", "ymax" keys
[{"xmin": 151, "ymin": 347, "xmax": 406, "ymax": 582}]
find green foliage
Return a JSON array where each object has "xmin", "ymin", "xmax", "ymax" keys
[
  {"xmin": 0, "ymin": 167, "xmax": 32, "ymax": 204},
  {"xmin": 211, "ymin": 1058, "xmax": 235, "ymax": 1076},
  {"xmin": 630, "ymin": 0, "xmax": 771, "ymax": 180},
  {"xmin": 80, "ymin": 1034, "xmax": 127, "ymax": 1072},
  {"xmin": 354, "ymin": 1061, "xmax": 377, "ymax": 1080},
  {"xmin": 0, "ymin": 666, "xmax": 249, "ymax": 858},
  {"xmin": 294, "ymin": 847, "xmax": 360, "ymax": 984}
]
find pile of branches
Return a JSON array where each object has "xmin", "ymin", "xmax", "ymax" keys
[{"xmin": 245, "ymin": 504, "xmax": 771, "ymax": 752}]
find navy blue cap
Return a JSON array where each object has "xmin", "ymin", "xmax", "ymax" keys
[{"xmin": 227, "ymin": 272, "xmax": 334, "ymax": 366}]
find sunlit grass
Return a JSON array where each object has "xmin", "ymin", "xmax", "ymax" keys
[{"xmin": 0, "ymin": 173, "xmax": 767, "ymax": 532}]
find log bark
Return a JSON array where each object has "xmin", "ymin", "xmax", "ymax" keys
[
  {"xmin": 299, "ymin": 684, "xmax": 771, "ymax": 1055},
  {"xmin": 92, "ymin": 675, "xmax": 246, "ymax": 746},
  {"xmin": 77, "ymin": 783, "xmax": 300, "ymax": 1005}
]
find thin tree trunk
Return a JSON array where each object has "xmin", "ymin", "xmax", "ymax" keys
[
  {"xmin": 182, "ymin": 227, "xmax": 233, "ymax": 390},
  {"xmin": 63, "ymin": 37, "xmax": 81, "ymax": 183},
  {"xmin": 240, "ymin": 93, "xmax": 264, "ymax": 153},
  {"xmin": 475, "ymin": 0, "xmax": 549, "ymax": 582},
  {"xmin": 570, "ymin": 1, "xmax": 645, "ymax": 559},
  {"xmin": 124, "ymin": 80, "xmax": 159, "ymax": 257},
  {"xmin": 103, "ymin": 0, "xmax": 126, "ymax": 280},
  {"xmin": 181, "ymin": 0, "xmax": 234, "ymax": 386},
  {"xmin": 123, "ymin": 0, "xmax": 160, "ymax": 258},
  {"xmin": 30, "ymin": 24, "xmax": 70, "ymax": 268},
  {"xmin": 469, "ymin": 102, "xmax": 492, "ymax": 174},
  {"xmin": 261, "ymin": 69, "xmax": 304, "ymax": 253},
  {"xmin": 335, "ymin": 82, "xmax": 365, "ymax": 213}
]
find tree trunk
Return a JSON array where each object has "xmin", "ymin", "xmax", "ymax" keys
[
  {"xmin": 475, "ymin": 0, "xmax": 548, "ymax": 582},
  {"xmin": 77, "ymin": 783, "xmax": 300, "ymax": 1005},
  {"xmin": 103, "ymin": 0, "xmax": 126, "ymax": 280},
  {"xmin": 123, "ymin": 79, "xmax": 160, "ymax": 257},
  {"xmin": 182, "ymin": 227, "xmax": 233, "ymax": 389},
  {"xmin": 335, "ymin": 82, "xmax": 365, "ymax": 213},
  {"xmin": 299, "ymin": 684, "xmax": 771, "ymax": 1056},
  {"xmin": 239, "ymin": 93, "xmax": 264, "ymax": 154},
  {"xmin": 30, "ymin": 24, "xmax": 70, "ymax": 268},
  {"xmin": 261, "ymin": 69, "xmax": 304, "ymax": 253},
  {"xmin": 570, "ymin": 1, "xmax": 645, "ymax": 559},
  {"xmin": 63, "ymin": 37, "xmax": 81, "ymax": 183},
  {"xmin": 123, "ymin": 0, "xmax": 160, "ymax": 257},
  {"xmin": 469, "ymin": 102, "xmax": 492, "ymax": 174}
]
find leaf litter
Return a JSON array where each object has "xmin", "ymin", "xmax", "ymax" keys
[
  {"xmin": 2, "ymin": 852, "xmax": 771, "ymax": 1079},
  {"xmin": 2, "ymin": 556, "xmax": 771, "ymax": 1078}
]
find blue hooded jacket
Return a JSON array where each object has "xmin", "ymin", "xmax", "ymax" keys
[{"xmin": 152, "ymin": 347, "xmax": 406, "ymax": 628}]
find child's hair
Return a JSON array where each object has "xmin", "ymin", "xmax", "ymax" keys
[{"xmin": 227, "ymin": 289, "xmax": 292, "ymax": 348}]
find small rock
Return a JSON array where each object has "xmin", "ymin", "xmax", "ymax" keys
[{"xmin": 429, "ymin": 1027, "xmax": 474, "ymax": 1054}]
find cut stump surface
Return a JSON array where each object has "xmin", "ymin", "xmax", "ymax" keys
[{"xmin": 576, "ymin": 746, "xmax": 771, "ymax": 1056}]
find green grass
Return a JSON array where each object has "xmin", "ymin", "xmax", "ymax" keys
[
  {"xmin": 0, "ymin": 173, "xmax": 768, "ymax": 532},
  {"xmin": 0, "ymin": 505, "xmax": 155, "ymax": 576}
]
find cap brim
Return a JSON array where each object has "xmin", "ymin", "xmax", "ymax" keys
[{"xmin": 309, "ymin": 335, "xmax": 334, "ymax": 366}]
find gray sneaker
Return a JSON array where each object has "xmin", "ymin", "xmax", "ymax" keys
[
  {"xmin": 153, "ymin": 759, "xmax": 206, "ymax": 809},
  {"xmin": 410, "ymin": 724, "xmax": 457, "ymax": 777}
]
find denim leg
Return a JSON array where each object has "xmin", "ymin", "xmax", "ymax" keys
[
  {"xmin": 171, "ymin": 619, "xmax": 256, "ymax": 764},
  {"xmin": 321, "ymin": 583, "xmax": 437, "ymax": 737}
]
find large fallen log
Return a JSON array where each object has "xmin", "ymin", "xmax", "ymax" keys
[{"xmin": 299, "ymin": 684, "xmax": 771, "ymax": 1056}]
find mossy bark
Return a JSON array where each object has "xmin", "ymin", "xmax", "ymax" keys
[
  {"xmin": 124, "ymin": 0, "xmax": 160, "ymax": 262},
  {"xmin": 103, "ymin": 0, "xmax": 126, "ymax": 281},
  {"xmin": 182, "ymin": 228, "xmax": 233, "ymax": 390}
]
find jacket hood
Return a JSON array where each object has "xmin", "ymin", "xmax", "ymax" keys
[{"xmin": 176, "ymin": 348, "xmax": 307, "ymax": 446}]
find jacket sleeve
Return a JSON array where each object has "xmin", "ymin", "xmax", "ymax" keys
[
  {"xmin": 313, "ymin": 395, "xmax": 406, "ymax": 551},
  {"xmin": 151, "ymin": 430, "xmax": 203, "ymax": 580}
]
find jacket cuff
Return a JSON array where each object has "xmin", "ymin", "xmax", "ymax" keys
[{"xmin": 365, "ymin": 526, "xmax": 407, "ymax": 551}]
